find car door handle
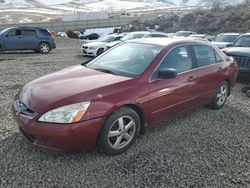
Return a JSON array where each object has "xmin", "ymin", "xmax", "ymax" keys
[{"xmin": 188, "ymin": 76, "xmax": 195, "ymax": 81}]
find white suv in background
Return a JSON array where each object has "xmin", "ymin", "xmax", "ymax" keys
[{"xmin": 81, "ymin": 34, "xmax": 124, "ymax": 57}]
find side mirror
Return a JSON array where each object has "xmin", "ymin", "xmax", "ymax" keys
[
  {"xmin": 226, "ymin": 43, "xmax": 233, "ymax": 47},
  {"xmin": 158, "ymin": 68, "xmax": 177, "ymax": 79}
]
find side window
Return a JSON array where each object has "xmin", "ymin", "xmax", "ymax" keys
[
  {"xmin": 214, "ymin": 50, "xmax": 224, "ymax": 63},
  {"xmin": 193, "ymin": 45, "xmax": 217, "ymax": 67},
  {"xmin": 151, "ymin": 34, "xmax": 166, "ymax": 38},
  {"xmin": 152, "ymin": 45, "xmax": 193, "ymax": 80},
  {"xmin": 6, "ymin": 29, "xmax": 21, "ymax": 37},
  {"xmin": 22, "ymin": 29, "xmax": 36, "ymax": 36},
  {"xmin": 40, "ymin": 29, "xmax": 52, "ymax": 36},
  {"xmin": 113, "ymin": 36, "xmax": 123, "ymax": 41}
]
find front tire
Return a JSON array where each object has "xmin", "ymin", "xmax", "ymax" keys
[
  {"xmin": 98, "ymin": 107, "xmax": 140, "ymax": 155},
  {"xmin": 96, "ymin": 48, "xmax": 104, "ymax": 56},
  {"xmin": 39, "ymin": 42, "xmax": 50, "ymax": 54},
  {"xmin": 209, "ymin": 81, "xmax": 229, "ymax": 109}
]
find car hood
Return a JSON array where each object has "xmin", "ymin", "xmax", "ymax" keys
[
  {"xmin": 84, "ymin": 41, "xmax": 106, "ymax": 47},
  {"xmin": 19, "ymin": 65, "xmax": 131, "ymax": 113},
  {"xmin": 107, "ymin": 41, "xmax": 121, "ymax": 47},
  {"xmin": 222, "ymin": 47, "xmax": 250, "ymax": 57},
  {"xmin": 212, "ymin": 42, "xmax": 229, "ymax": 48}
]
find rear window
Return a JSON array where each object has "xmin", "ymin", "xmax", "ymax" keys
[{"xmin": 40, "ymin": 29, "xmax": 52, "ymax": 36}]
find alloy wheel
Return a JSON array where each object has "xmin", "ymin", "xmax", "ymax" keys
[
  {"xmin": 108, "ymin": 116, "xmax": 136, "ymax": 150},
  {"xmin": 40, "ymin": 43, "xmax": 50, "ymax": 53},
  {"xmin": 216, "ymin": 84, "xmax": 228, "ymax": 106}
]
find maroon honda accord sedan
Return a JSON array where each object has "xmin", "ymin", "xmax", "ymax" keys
[{"xmin": 12, "ymin": 38, "xmax": 238, "ymax": 155}]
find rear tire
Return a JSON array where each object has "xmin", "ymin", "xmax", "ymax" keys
[
  {"xmin": 39, "ymin": 42, "xmax": 50, "ymax": 54},
  {"xmin": 209, "ymin": 81, "xmax": 229, "ymax": 109},
  {"xmin": 98, "ymin": 107, "xmax": 140, "ymax": 155}
]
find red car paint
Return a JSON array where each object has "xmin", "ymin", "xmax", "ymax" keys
[{"xmin": 12, "ymin": 38, "xmax": 238, "ymax": 153}]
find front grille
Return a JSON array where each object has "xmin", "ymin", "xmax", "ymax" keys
[
  {"xmin": 19, "ymin": 128, "xmax": 36, "ymax": 143},
  {"xmin": 16, "ymin": 100, "xmax": 35, "ymax": 117},
  {"xmin": 231, "ymin": 55, "xmax": 250, "ymax": 69}
]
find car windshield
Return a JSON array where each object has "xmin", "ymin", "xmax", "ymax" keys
[
  {"xmin": 233, "ymin": 35, "xmax": 250, "ymax": 47},
  {"xmin": 121, "ymin": 33, "xmax": 147, "ymax": 41},
  {"xmin": 214, "ymin": 35, "xmax": 239, "ymax": 42},
  {"xmin": 0, "ymin": 28, "xmax": 10, "ymax": 35},
  {"xmin": 86, "ymin": 43, "xmax": 163, "ymax": 77},
  {"xmin": 99, "ymin": 35, "xmax": 115, "ymax": 43}
]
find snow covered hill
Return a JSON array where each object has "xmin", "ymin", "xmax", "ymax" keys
[
  {"xmin": 0, "ymin": 0, "xmax": 246, "ymax": 8},
  {"xmin": 0, "ymin": 0, "xmax": 245, "ymax": 24}
]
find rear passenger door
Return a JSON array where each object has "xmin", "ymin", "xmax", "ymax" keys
[
  {"xmin": 191, "ymin": 44, "xmax": 226, "ymax": 104},
  {"xmin": 21, "ymin": 29, "xmax": 38, "ymax": 49}
]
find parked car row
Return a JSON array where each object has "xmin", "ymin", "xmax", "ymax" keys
[{"xmin": 80, "ymin": 30, "xmax": 249, "ymax": 78}]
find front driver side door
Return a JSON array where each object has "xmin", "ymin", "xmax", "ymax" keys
[
  {"xmin": 2, "ymin": 29, "xmax": 22, "ymax": 50},
  {"xmin": 148, "ymin": 45, "xmax": 199, "ymax": 125}
]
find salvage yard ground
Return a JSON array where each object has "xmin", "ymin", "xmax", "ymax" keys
[{"xmin": 0, "ymin": 38, "xmax": 249, "ymax": 187}]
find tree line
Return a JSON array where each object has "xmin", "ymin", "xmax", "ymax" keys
[{"xmin": 125, "ymin": 1, "xmax": 250, "ymax": 35}]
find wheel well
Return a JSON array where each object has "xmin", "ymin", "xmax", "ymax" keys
[
  {"xmin": 225, "ymin": 79, "xmax": 231, "ymax": 96},
  {"xmin": 97, "ymin": 48, "xmax": 104, "ymax": 52},
  {"xmin": 125, "ymin": 104, "xmax": 146, "ymax": 134},
  {"xmin": 39, "ymin": 42, "xmax": 50, "ymax": 48}
]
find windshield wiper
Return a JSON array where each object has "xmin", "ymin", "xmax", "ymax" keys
[{"xmin": 94, "ymin": 68, "xmax": 117, "ymax": 75}]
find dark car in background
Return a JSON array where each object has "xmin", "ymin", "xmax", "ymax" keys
[
  {"xmin": 79, "ymin": 33, "xmax": 100, "ymax": 40},
  {"xmin": 0, "ymin": 27, "xmax": 56, "ymax": 53},
  {"xmin": 12, "ymin": 38, "xmax": 238, "ymax": 155},
  {"xmin": 222, "ymin": 33, "xmax": 250, "ymax": 77}
]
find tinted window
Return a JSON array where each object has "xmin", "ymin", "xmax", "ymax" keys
[
  {"xmin": 40, "ymin": 29, "xmax": 52, "ymax": 36},
  {"xmin": 6, "ymin": 29, "xmax": 21, "ymax": 37},
  {"xmin": 156, "ymin": 45, "xmax": 193, "ymax": 74},
  {"xmin": 21, "ymin": 29, "xmax": 36, "ymax": 36},
  {"xmin": 193, "ymin": 45, "xmax": 217, "ymax": 67},
  {"xmin": 113, "ymin": 36, "xmax": 123, "ymax": 41},
  {"xmin": 148, "ymin": 34, "xmax": 168, "ymax": 38}
]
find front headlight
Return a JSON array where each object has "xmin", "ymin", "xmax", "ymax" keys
[{"xmin": 38, "ymin": 102, "xmax": 90, "ymax": 124}]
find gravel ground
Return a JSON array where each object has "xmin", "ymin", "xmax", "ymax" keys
[{"xmin": 0, "ymin": 38, "xmax": 250, "ymax": 188}]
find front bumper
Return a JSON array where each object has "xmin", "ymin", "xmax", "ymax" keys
[
  {"xmin": 12, "ymin": 102, "xmax": 104, "ymax": 154},
  {"xmin": 81, "ymin": 47, "xmax": 96, "ymax": 57}
]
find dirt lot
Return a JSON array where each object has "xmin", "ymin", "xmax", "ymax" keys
[{"xmin": 0, "ymin": 38, "xmax": 250, "ymax": 188}]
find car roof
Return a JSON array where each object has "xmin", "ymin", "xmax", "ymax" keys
[
  {"xmin": 126, "ymin": 38, "xmax": 210, "ymax": 47},
  {"xmin": 129, "ymin": 31, "xmax": 150, "ymax": 34},
  {"xmin": 146, "ymin": 32, "xmax": 169, "ymax": 35},
  {"xmin": 108, "ymin": 34, "xmax": 124, "ymax": 37},
  {"xmin": 240, "ymin": 33, "xmax": 250, "ymax": 36},
  {"xmin": 218, "ymin": 33, "xmax": 240, "ymax": 35}
]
